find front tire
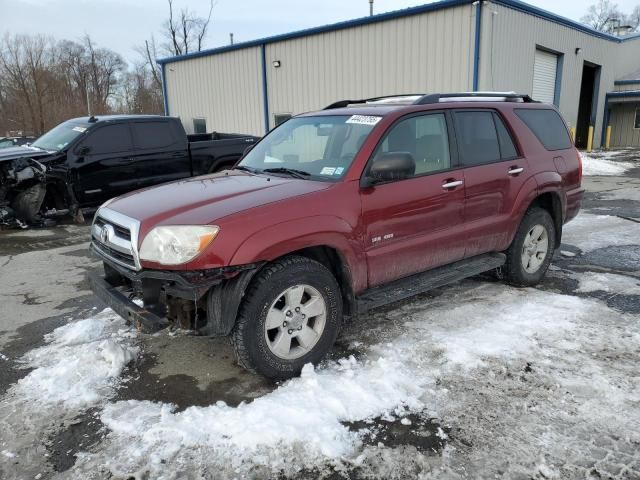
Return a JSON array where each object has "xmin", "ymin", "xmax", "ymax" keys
[
  {"xmin": 231, "ymin": 256, "xmax": 342, "ymax": 380},
  {"xmin": 503, "ymin": 207, "xmax": 556, "ymax": 287}
]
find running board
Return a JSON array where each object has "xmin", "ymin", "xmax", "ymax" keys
[{"xmin": 356, "ymin": 252, "xmax": 506, "ymax": 313}]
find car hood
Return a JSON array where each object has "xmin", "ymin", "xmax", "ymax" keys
[
  {"xmin": 0, "ymin": 146, "xmax": 53, "ymax": 163},
  {"xmin": 106, "ymin": 170, "xmax": 332, "ymax": 229}
]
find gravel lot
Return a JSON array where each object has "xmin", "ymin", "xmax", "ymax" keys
[{"xmin": 0, "ymin": 151, "xmax": 639, "ymax": 480}]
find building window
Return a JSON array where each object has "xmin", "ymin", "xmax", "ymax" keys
[
  {"xmin": 193, "ymin": 118, "xmax": 207, "ymax": 134},
  {"xmin": 635, "ymin": 109, "xmax": 640, "ymax": 129},
  {"xmin": 274, "ymin": 114, "xmax": 292, "ymax": 127}
]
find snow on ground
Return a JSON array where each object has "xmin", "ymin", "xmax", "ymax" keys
[
  {"xmin": 580, "ymin": 150, "xmax": 636, "ymax": 176},
  {"xmin": 14, "ymin": 308, "xmax": 138, "ymax": 408},
  {"xmin": 67, "ymin": 284, "xmax": 639, "ymax": 479},
  {"xmin": 574, "ymin": 271, "xmax": 640, "ymax": 295},
  {"xmin": 0, "ymin": 309, "xmax": 138, "ymax": 479},
  {"xmin": 561, "ymin": 212, "xmax": 638, "ymax": 253}
]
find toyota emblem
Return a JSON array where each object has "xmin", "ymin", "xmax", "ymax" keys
[{"xmin": 99, "ymin": 224, "xmax": 114, "ymax": 244}]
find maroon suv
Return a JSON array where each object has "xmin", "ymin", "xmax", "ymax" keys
[{"xmin": 89, "ymin": 92, "xmax": 584, "ymax": 379}]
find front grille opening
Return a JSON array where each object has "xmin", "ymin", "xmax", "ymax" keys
[{"xmin": 95, "ymin": 216, "xmax": 132, "ymax": 241}]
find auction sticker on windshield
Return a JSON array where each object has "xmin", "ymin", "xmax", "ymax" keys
[
  {"xmin": 346, "ymin": 115, "xmax": 382, "ymax": 125},
  {"xmin": 72, "ymin": 126, "xmax": 87, "ymax": 133}
]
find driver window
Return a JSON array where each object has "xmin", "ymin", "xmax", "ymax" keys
[
  {"xmin": 269, "ymin": 124, "xmax": 329, "ymax": 164},
  {"xmin": 375, "ymin": 113, "xmax": 451, "ymax": 176},
  {"xmin": 77, "ymin": 124, "xmax": 133, "ymax": 155}
]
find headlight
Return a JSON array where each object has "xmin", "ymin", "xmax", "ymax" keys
[{"xmin": 139, "ymin": 225, "xmax": 220, "ymax": 265}]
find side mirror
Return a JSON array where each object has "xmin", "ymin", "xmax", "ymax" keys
[
  {"xmin": 77, "ymin": 145, "xmax": 91, "ymax": 156},
  {"xmin": 362, "ymin": 152, "xmax": 415, "ymax": 187}
]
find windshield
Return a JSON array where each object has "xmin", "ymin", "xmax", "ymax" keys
[
  {"xmin": 238, "ymin": 115, "xmax": 380, "ymax": 181},
  {"xmin": 32, "ymin": 120, "xmax": 91, "ymax": 151}
]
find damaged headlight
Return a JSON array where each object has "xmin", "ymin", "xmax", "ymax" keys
[{"xmin": 139, "ymin": 225, "xmax": 220, "ymax": 265}]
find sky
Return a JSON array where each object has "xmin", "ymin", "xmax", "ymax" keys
[{"xmin": 1, "ymin": 0, "xmax": 638, "ymax": 63}]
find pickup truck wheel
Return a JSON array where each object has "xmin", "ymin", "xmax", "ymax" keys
[
  {"xmin": 503, "ymin": 207, "xmax": 556, "ymax": 287},
  {"xmin": 231, "ymin": 256, "xmax": 342, "ymax": 380}
]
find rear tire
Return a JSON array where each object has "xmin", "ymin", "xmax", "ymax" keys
[
  {"xmin": 503, "ymin": 207, "xmax": 556, "ymax": 287},
  {"xmin": 230, "ymin": 256, "xmax": 342, "ymax": 380}
]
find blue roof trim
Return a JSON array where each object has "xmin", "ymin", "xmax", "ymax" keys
[
  {"xmin": 157, "ymin": 0, "xmax": 640, "ymax": 66},
  {"xmin": 614, "ymin": 79, "xmax": 640, "ymax": 85},
  {"xmin": 495, "ymin": 0, "xmax": 640, "ymax": 43},
  {"xmin": 606, "ymin": 90, "xmax": 640, "ymax": 98},
  {"xmin": 157, "ymin": 0, "xmax": 469, "ymax": 64}
]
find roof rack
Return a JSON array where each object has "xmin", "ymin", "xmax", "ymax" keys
[
  {"xmin": 413, "ymin": 92, "xmax": 537, "ymax": 104},
  {"xmin": 324, "ymin": 92, "xmax": 538, "ymax": 110},
  {"xmin": 324, "ymin": 94, "xmax": 425, "ymax": 109}
]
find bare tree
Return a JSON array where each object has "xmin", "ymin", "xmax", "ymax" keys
[
  {"xmin": 582, "ymin": 0, "xmax": 640, "ymax": 32},
  {"xmin": 163, "ymin": 0, "xmax": 214, "ymax": 56}
]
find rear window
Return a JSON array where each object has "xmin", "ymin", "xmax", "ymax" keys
[
  {"xmin": 515, "ymin": 109, "xmax": 572, "ymax": 151},
  {"xmin": 132, "ymin": 121, "xmax": 176, "ymax": 150}
]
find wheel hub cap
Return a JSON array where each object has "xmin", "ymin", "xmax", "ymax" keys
[
  {"xmin": 521, "ymin": 224, "xmax": 549, "ymax": 274},
  {"xmin": 264, "ymin": 284, "xmax": 327, "ymax": 360}
]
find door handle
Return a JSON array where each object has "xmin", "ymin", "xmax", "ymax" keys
[
  {"xmin": 508, "ymin": 167, "xmax": 524, "ymax": 176},
  {"xmin": 442, "ymin": 180, "xmax": 463, "ymax": 189}
]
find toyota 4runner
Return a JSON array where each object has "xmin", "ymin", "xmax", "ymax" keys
[{"xmin": 89, "ymin": 92, "xmax": 584, "ymax": 379}]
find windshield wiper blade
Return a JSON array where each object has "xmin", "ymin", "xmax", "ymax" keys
[
  {"xmin": 233, "ymin": 165, "xmax": 258, "ymax": 174},
  {"xmin": 262, "ymin": 167, "xmax": 311, "ymax": 179}
]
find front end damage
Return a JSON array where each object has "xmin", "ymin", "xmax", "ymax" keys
[
  {"xmin": 0, "ymin": 157, "xmax": 47, "ymax": 228},
  {"xmin": 87, "ymin": 208, "xmax": 260, "ymax": 334},
  {"xmin": 0, "ymin": 154, "xmax": 82, "ymax": 228}
]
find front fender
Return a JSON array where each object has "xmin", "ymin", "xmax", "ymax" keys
[{"xmin": 230, "ymin": 215, "xmax": 367, "ymax": 293}]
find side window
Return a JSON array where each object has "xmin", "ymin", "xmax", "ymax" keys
[
  {"xmin": 514, "ymin": 109, "xmax": 572, "ymax": 150},
  {"xmin": 132, "ymin": 121, "xmax": 176, "ymax": 150},
  {"xmin": 373, "ymin": 113, "xmax": 451, "ymax": 177},
  {"xmin": 274, "ymin": 114, "xmax": 292, "ymax": 127},
  {"xmin": 193, "ymin": 118, "xmax": 207, "ymax": 134},
  {"xmin": 493, "ymin": 113, "xmax": 519, "ymax": 159},
  {"xmin": 453, "ymin": 111, "xmax": 501, "ymax": 166},
  {"xmin": 79, "ymin": 124, "xmax": 132, "ymax": 155}
]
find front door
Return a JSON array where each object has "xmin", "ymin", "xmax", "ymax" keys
[
  {"xmin": 71, "ymin": 123, "xmax": 137, "ymax": 206},
  {"xmin": 360, "ymin": 112, "xmax": 466, "ymax": 288}
]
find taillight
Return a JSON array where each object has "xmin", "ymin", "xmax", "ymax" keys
[{"xmin": 576, "ymin": 148, "xmax": 583, "ymax": 185}]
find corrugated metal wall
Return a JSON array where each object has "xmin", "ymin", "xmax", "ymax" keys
[
  {"xmin": 164, "ymin": 46, "xmax": 265, "ymax": 136},
  {"xmin": 264, "ymin": 4, "xmax": 475, "ymax": 129},
  {"xmin": 162, "ymin": 1, "xmax": 640, "ymax": 146},
  {"xmin": 610, "ymin": 102, "xmax": 640, "ymax": 147},
  {"xmin": 477, "ymin": 2, "xmax": 631, "ymax": 147}
]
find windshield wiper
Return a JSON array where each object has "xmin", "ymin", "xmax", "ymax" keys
[
  {"xmin": 262, "ymin": 167, "xmax": 311, "ymax": 179},
  {"xmin": 233, "ymin": 165, "xmax": 258, "ymax": 174}
]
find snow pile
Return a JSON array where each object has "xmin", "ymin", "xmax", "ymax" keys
[
  {"xmin": 574, "ymin": 271, "xmax": 640, "ymax": 295},
  {"xmin": 13, "ymin": 309, "xmax": 138, "ymax": 408},
  {"xmin": 580, "ymin": 151, "xmax": 635, "ymax": 176},
  {"xmin": 561, "ymin": 212, "xmax": 638, "ymax": 252},
  {"xmin": 73, "ymin": 285, "xmax": 601, "ymax": 478},
  {"xmin": 419, "ymin": 287, "xmax": 584, "ymax": 367}
]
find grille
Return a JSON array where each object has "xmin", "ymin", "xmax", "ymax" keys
[
  {"xmin": 94, "ymin": 241, "xmax": 135, "ymax": 268},
  {"xmin": 94, "ymin": 216, "xmax": 131, "ymax": 241}
]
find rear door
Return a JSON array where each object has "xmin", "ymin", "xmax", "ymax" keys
[
  {"xmin": 130, "ymin": 120, "xmax": 190, "ymax": 188},
  {"xmin": 453, "ymin": 109, "xmax": 530, "ymax": 257},
  {"xmin": 360, "ymin": 112, "xmax": 467, "ymax": 287},
  {"xmin": 71, "ymin": 123, "xmax": 136, "ymax": 205}
]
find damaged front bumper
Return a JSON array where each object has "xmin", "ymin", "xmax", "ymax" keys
[{"xmin": 89, "ymin": 243, "xmax": 261, "ymax": 335}]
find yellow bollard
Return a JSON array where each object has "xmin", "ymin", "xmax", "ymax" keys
[
  {"xmin": 586, "ymin": 126, "xmax": 594, "ymax": 153},
  {"xmin": 570, "ymin": 127, "xmax": 576, "ymax": 143},
  {"xmin": 605, "ymin": 125, "xmax": 612, "ymax": 150}
]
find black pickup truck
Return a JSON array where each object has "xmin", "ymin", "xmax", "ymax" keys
[{"xmin": 0, "ymin": 115, "xmax": 258, "ymax": 226}]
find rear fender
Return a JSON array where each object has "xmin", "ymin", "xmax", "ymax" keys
[
  {"xmin": 506, "ymin": 171, "xmax": 564, "ymax": 248},
  {"xmin": 230, "ymin": 215, "xmax": 367, "ymax": 293}
]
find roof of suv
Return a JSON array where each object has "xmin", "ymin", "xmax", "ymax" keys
[{"xmin": 298, "ymin": 92, "xmax": 541, "ymax": 118}]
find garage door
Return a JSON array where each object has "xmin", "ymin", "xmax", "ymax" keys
[{"xmin": 532, "ymin": 49, "xmax": 558, "ymax": 104}]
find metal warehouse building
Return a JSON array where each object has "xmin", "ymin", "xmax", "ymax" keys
[{"xmin": 158, "ymin": 0, "xmax": 640, "ymax": 149}]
